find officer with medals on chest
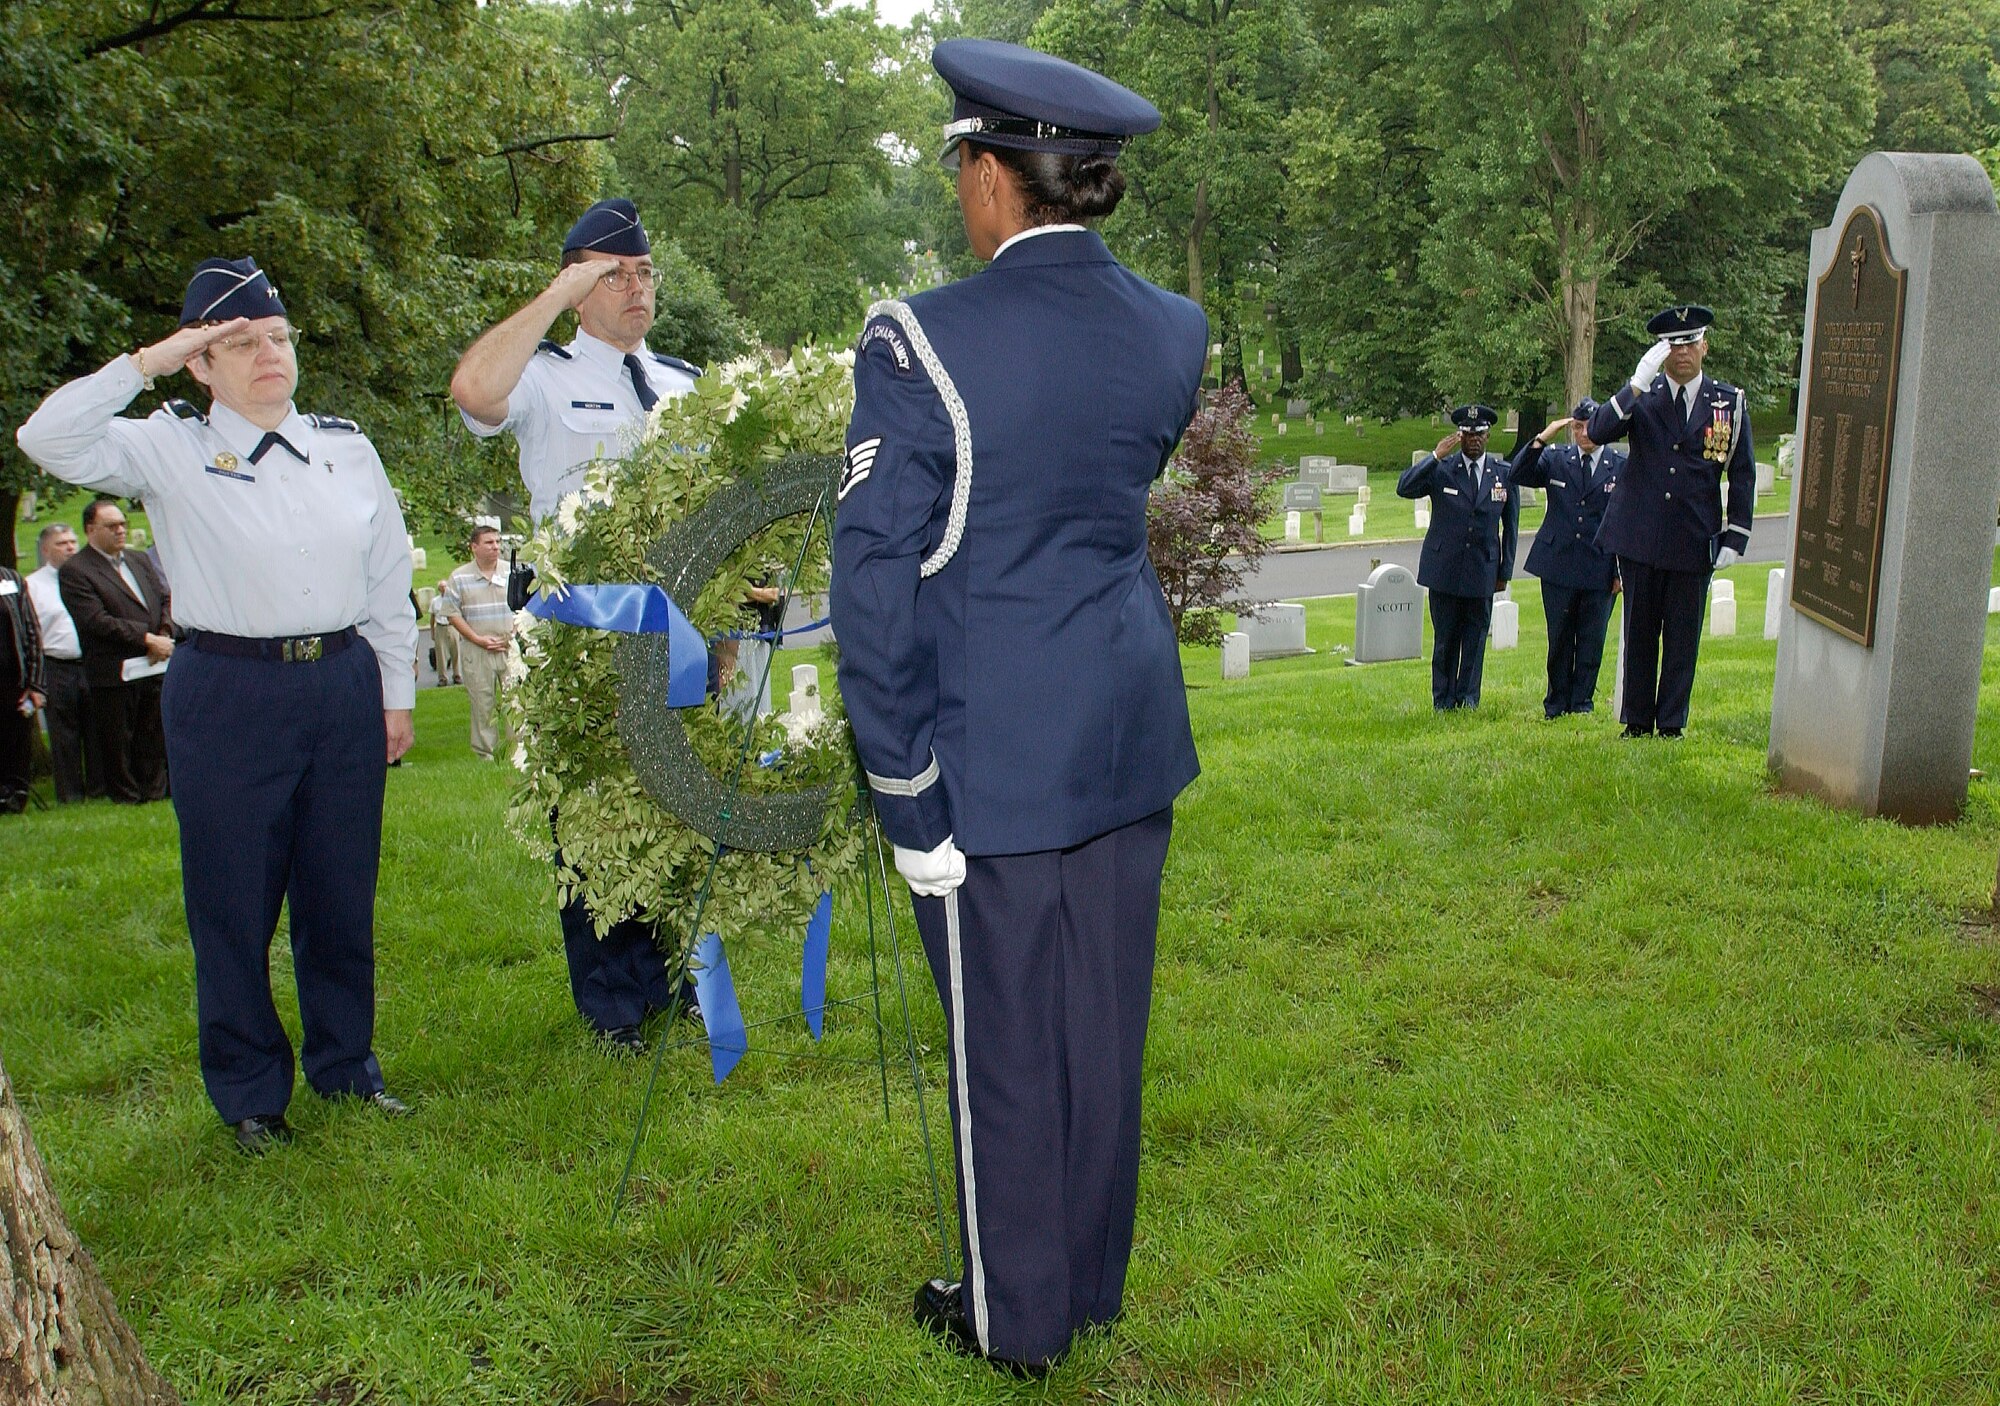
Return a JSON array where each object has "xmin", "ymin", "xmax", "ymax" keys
[
  {"xmin": 1398, "ymin": 404, "xmax": 1522, "ymax": 709},
  {"xmin": 17, "ymin": 258, "xmax": 419, "ymax": 1152},
  {"xmin": 831, "ymin": 39, "xmax": 1205, "ymax": 1374},
  {"xmin": 1510, "ymin": 399, "xmax": 1628, "ymax": 718},
  {"xmin": 450, "ymin": 199, "xmax": 702, "ymax": 1056},
  {"xmin": 1587, "ymin": 305, "xmax": 1756, "ymax": 737}
]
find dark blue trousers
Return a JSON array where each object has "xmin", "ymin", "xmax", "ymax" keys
[
  {"xmin": 1428, "ymin": 590, "xmax": 1493, "ymax": 709},
  {"xmin": 911, "ymin": 806, "xmax": 1174, "ymax": 1367},
  {"xmin": 1616, "ymin": 558, "xmax": 1710, "ymax": 731},
  {"xmin": 161, "ymin": 638, "xmax": 387, "ymax": 1123},
  {"xmin": 1539, "ymin": 582, "xmax": 1617, "ymax": 717},
  {"xmin": 558, "ymin": 891, "xmax": 676, "ymax": 1032}
]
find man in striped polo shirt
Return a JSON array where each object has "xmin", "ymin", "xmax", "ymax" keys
[{"xmin": 442, "ymin": 524, "xmax": 515, "ymax": 760}]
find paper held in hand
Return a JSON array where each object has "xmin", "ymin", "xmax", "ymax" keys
[{"xmin": 122, "ymin": 655, "xmax": 168, "ymax": 683}]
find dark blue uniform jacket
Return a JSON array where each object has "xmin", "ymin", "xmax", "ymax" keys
[
  {"xmin": 1587, "ymin": 374, "xmax": 1754, "ymax": 573},
  {"xmin": 1509, "ymin": 441, "xmax": 1626, "ymax": 591},
  {"xmin": 1397, "ymin": 450, "xmax": 1520, "ymax": 598},
  {"xmin": 832, "ymin": 229, "xmax": 1206, "ymax": 857}
]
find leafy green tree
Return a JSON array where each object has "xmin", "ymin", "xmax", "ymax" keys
[{"xmin": 574, "ymin": 0, "xmax": 931, "ymax": 348}]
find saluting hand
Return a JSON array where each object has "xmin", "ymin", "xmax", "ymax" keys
[
  {"xmin": 135, "ymin": 318, "xmax": 252, "ymax": 380},
  {"xmin": 548, "ymin": 259, "xmax": 614, "ymax": 311},
  {"xmin": 1433, "ymin": 431, "xmax": 1463, "ymax": 459},
  {"xmin": 1539, "ymin": 416, "xmax": 1573, "ymax": 443},
  {"xmin": 1629, "ymin": 339, "xmax": 1671, "ymax": 392}
]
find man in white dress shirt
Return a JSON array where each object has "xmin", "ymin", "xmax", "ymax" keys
[
  {"xmin": 28, "ymin": 523, "xmax": 94, "ymax": 801},
  {"xmin": 17, "ymin": 256, "xmax": 419, "ymax": 1153},
  {"xmin": 449, "ymin": 198, "xmax": 701, "ymax": 1055}
]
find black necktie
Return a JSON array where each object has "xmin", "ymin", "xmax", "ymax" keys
[
  {"xmin": 1676, "ymin": 386, "xmax": 1690, "ymax": 426},
  {"xmin": 623, "ymin": 353, "xmax": 658, "ymax": 411},
  {"xmin": 250, "ymin": 430, "xmax": 305, "ymax": 465}
]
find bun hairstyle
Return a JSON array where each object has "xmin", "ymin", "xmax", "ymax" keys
[{"xmin": 970, "ymin": 142, "xmax": 1128, "ymax": 224}]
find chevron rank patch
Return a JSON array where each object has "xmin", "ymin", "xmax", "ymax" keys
[{"xmin": 840, "ymin": 438, "xmax": 881, "ymax": 500}]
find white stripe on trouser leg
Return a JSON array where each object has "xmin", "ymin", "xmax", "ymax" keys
[{"xmin": 944, "ymin": 888, "xmax": 990, "ymax": 1350}]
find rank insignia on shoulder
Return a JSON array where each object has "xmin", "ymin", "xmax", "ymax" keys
[
  {"xmin": 859, "ymin": 322, "xmax": 912, "ymax": 373},
  {"xmin": 305, "ymin": 413, "xmax": 360, "ymax": 433},
  {"xmin": 654, "ymin": 353, "xmax": 702, "ymax": 377},
  {"xmin": 840, "ymin": 437, "xmax": 881, "ymax": 500},
  {"xmin": 164, "ymin": 398, "xmax": 207, "ymax": 424},
  {"xmin": 536, "ymin": 339, "xmax": 573, "ymax": 360}
]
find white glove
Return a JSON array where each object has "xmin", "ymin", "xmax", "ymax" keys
[
  {"xmin": 894, "ymin": 836, "xmax": 966, "ymax": 898},
  {"xmin": 1630, "ymin": 339, "xmax": 1670, "ymax": 392},
  {"xmin": 1714, "ymin": 545, "xmax": 1740, "ymax": 570}
]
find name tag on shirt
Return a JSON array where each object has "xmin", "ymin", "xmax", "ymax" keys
[
  {"xmin": 569, "ymin": 400, "xmax": 616, "ymax": 410},
  {"xmin": 1442, "ymin": 486, "xmax": 1460, "ymax": 496},
  {"xmin": 205, "ymin": 462, "xmax": 256, "ymax": 482},
  {"xmin": 1550, "ymin": 479, "xmax": 1569, "ymax": 487},
  {"xmin": 0, "ymin": 580, "xmax": 15, "ymax": 597}
]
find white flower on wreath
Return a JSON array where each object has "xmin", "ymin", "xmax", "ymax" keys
[
  {"xmin": 510, "ymin": 741, "xmax": 529, "ymax": 772},
  {"xmin": 504, "ymin": 637, "xmax": 529, "ymax": 686},
  {"xmin": 555, "ymin": 492, "xmax": 584, "ymax": 536}
]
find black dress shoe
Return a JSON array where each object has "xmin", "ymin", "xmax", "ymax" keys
[
  {"xmin": 1621, "ymin": 724, "xmax": 1653, "ymax": 739},
  {"xmin": 912, "ymin": 1278, "xmax": 1051, "ymax": 1377},
  {"xmin": 233, "ymin": 1113, "xmax": 294, "ymax": 1155},
  {"xmin": 600, "ymin": 1025, "xmax": 647, "ymax": 1056},
  {"xmin": 360, "ymin": 1090, "xmax": 412, "ymax": 1115},
  {"xmin": 1658, "ymin": 727, "xmax": 1684, "ymax": 739}
]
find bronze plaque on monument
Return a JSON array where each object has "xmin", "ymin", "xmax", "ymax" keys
[{"xmin": 1790, "ymin": 205, "xmax": 1906, "ymax": 646}]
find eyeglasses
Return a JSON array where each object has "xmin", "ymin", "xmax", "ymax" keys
[
  {"xmin": 208, "ymin": 326, "xmax": 300, "ymax": 356},
  {"xmin": 598, "ymin": 268, "xmax": 657, "ymax": 292}
]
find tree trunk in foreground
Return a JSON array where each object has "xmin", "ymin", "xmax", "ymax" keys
[{"xmin": 1, "ymin": 1054, "xmax": 181, "ymax": 1405}]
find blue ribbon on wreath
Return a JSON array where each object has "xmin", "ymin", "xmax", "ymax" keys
[{"xmin": 523, "ymin": 583, "xmax": 708, "ymax": 707}]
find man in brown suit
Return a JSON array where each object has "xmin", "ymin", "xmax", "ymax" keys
[{"xmin": 59, "ymin": 497, "xmax": 173, "ymax": 802}]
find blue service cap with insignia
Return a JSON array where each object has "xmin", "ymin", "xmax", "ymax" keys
[
  {"xmin": 1571, "ymin": 397, "xmax": 1600, "ymax": 421},
  {"xmin": 180, "ymin": 257, "xmax": 285, "ymax": 326},
  {"xmin": 1646, "ymin": 303, "xmax": 1714, "ymax": 344},
  {"xmin": 563, "ymin": 198, "xmax": 650, "ymax": 257},
  {"xmin": 934, "ymin": 38, "xmax": 1161, "ymax": 167},
  {"xmin": 1450, "ymin": 404, "xmax": 1498, "ymax": 432}
]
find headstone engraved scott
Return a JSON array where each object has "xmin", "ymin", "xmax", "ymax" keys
[
  {"xmin": 1769, "ymin": 153, "xmax": 2000, "ymax": 823},
  {"xmin": 1353, "ymin": 563, "xmax": 1423, "ymax": 662}
]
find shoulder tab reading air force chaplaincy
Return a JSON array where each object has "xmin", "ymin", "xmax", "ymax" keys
[
  {"xmin": 163, "ymin": 399, "xmax": 207, "ymax": 424},
  {"xmin": 304, "ymin": 413, "xmax": 360, "ymax": 433},
  {"xmin": 652, "ymin": 352, "xmax": 701, "ymax": 378},
  {"xmin": 535, "ymin": 339, "xmax": 573, "ymax": 360},
  {"xmin": 857, "ymin": 317, "xmax": 914, "ymax": 377}
]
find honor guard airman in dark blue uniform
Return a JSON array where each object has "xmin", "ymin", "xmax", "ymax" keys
[
  {"xmin": 1587, "ymin": 305, "xmax": 1755, "ymax": 736},
  {"xmin": 1398, "ymin": 404, "xmax": 1521, "ymax": 709},
  {"xmin": 1510, "ymin": 399, "xmax": 1627, "ymax": 717},
  {"xmin": 451, "ymin": 199, "xmax": 700, "ymax": 1055},
  {"xmin": 831, "ymin": 38, "xmax": 1204, "ymax": 1373},
  {"xmin": 18, "ymin": 258, "xmax": 419, "ymax": 1153}
]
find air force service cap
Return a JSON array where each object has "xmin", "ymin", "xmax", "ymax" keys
[
  {"xmin": 1450, "ymin": 404, "xmax": 1499, "ymax": 433},
  {"xmin": 1571, "ymin": 397, "xmax": 1600, "ymax": 421},
  {"xmin": 563, "ymin": 198, "xmax": 651, "ymax": 257},
  {"xmin": 933, "ymin": 38, "xmax": 1161, "ymax": 167},
  {"xmin": 1646, "ymin": 303, "xmax": 1714, "ymax": 344},
  {"xmin": 180, "ymin": 257, "xmax": 285, "ymax": 325}
]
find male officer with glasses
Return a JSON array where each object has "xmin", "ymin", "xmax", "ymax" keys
[
  {"xmin": 17, "ymin": 256, "xmax": 419, "ymax": 1153},
  {"xmin": 1588, "ymin": 305, "xmax": 1756, "ymax": 737},
  {"xmin": 450, "ymin": 198, "xmax": 701, "ymax": 1055}
]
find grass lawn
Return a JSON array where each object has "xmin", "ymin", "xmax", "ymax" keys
[{"xmin": 5, "ymin": 564, "xmax": 2000, "ymax": 1402}]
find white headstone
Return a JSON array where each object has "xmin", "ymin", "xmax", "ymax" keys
[
  {"xmin": 1710, "ymin": 597, "xmax": 1737, "ymax": 637},
  {"xmin": 790, "ymin": 663, "xmax": 821, "ymax": 715},
  {"xmin": 1277, "ymin": 422, "xmax": 1288, "ymax": 436},
  {"xmin": 1517, "ymin": 487, "xmax": 1539, "ymax": 508},
  {"xmin": 1412, "ymin": 450, "xmax": 1427, "ymax": 467},
  {"xmin": 1988, "ymin": 585, "xmax": 2000, "ymax": 615},
  {"xmin": 1414, "ymin": 505, "xmax": 1432, "ymax": 530},
  {"xmin": 1271, "ymin": 412, "xmax": 1281, "ymax": 427},
  {"xmin": 127, "ymin": 527, "xmax": 147, "ymax": 547},
  {"xmin": 1347, "ymin": 509, "xmax": 1365, "ymax": 537},
  {"xmin": 1221, "ymin": 631, "xmax": 1250, "ymax": 680},
  {"xmin": 1766, "ymin": 568, "xmax": 1787, "ymax": 639},
  {"xmin": 1314, "ymin": 422, "xmax": 1325, "ymax": 435},
  {"xmin": 1490, "ymin": 598, "xmax": 1519, "ymax": 649},
  {"xmin": 1242, "ymin": 603, "xmax": 1311, "ymax": 659},
  {"xmin": 1756, "ymin": 460, "xmax": 1776, "ymax": 496},
  {"xmin": 1711, "ymin": 579, "xmax": 1736, "ymax": 603},
  {"xmin": 410, "ymin": 547, "xmax": 428, "ymax": 571},
  {"xmin": 1284, "ymin": 511, "xmax": 1301, "ymax": 543},
  {"xmin": 1353, "ymin": 564, "xmax": 1423, "ymax": 662},
  {"xmin": 1257, "ymin": 349, "xmax": 1265, "ymax": 365},
  {"xmin": 1355, "ymin": 484, "xmax": 1372, "ymax": 505}
]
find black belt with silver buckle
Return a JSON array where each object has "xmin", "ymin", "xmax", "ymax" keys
[{"xmin": 189, "ymin": 626, "xmax": 358, "ymax": 663}]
